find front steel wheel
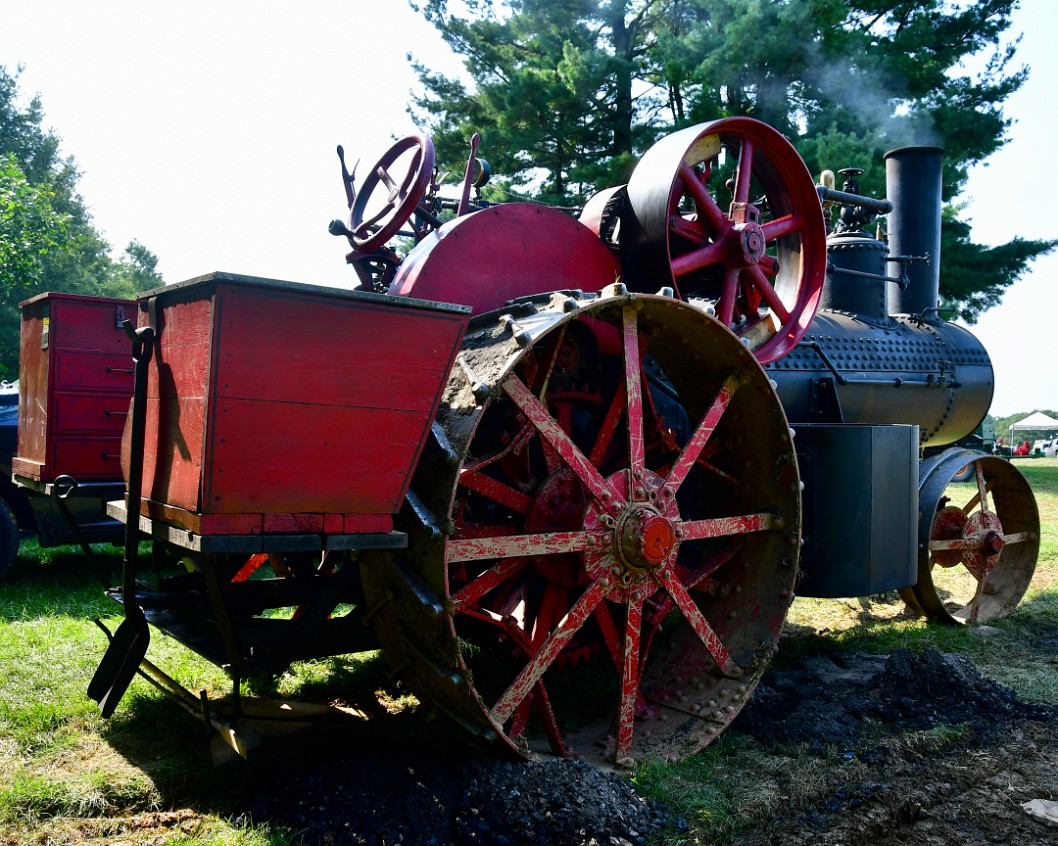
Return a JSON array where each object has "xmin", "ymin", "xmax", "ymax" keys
[{"xmin": 362, "ymin": 290, "xmax": 800, "ymax": 766}]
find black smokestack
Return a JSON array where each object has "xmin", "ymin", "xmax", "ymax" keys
[{"xmin": 884, "ymin": 147, "xmax": 943, "ymax": 317}]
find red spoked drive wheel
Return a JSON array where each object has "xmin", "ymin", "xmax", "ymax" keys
[
  {"xmin": 900, "ymin": 449, "xmax": 1038, "ymax": 624},
  {"xmin": 621, "ymin": 118, "xmax": 826, "ymax": 364},
  {"xmin": 362, "ymin": 291, "xmax": 800, "ymax": 766}
]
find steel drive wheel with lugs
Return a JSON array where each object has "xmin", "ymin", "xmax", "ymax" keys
[
  {"xmin": 900, "ymin": 448, "xmax": 1039, "ymax": 624},
  {"xmin": 361, "ymin": 289, "xmax": 800, "ymax": 767}
]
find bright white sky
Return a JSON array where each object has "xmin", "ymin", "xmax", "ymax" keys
[{"xmin": 1, "ymin": 0, "xmax": 1055, "ymax": 417}]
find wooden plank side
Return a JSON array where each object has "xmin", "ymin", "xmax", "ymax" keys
[
  {"xmin": 139, "ymin": 395, "xmax": 209, "ymax": 513},
  {"xmin": 137, "ymin": 294, "xmax": 216, "ymax": 513},
  {"xmin": 212, "ymin": 284, "xmax": 466, "ymax": 412},
  {"xmin": 16, "ymin": 299, "xmax": 49, "ymax": 469},
  {"xmin": 206, "ymin": 400, "xmax": 437, "ymax": 514}
]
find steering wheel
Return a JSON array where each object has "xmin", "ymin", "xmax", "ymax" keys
[
  {"xmin": 349, "ymin": 135, "xmax": 435, "ymax": 251},
  {"xmin": 621, "ymin": 118, "xmax": 826, "ymax": 364}
]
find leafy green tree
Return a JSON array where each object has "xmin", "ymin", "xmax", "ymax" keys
[
  {"xmin": 0, "ymin": 66, "xmax": 164, "ymax": 378},
  {"xmin": 0, "ymin": 153, "xmax": 68, "ymax": 306},
  {"xmin": 410, "ymin": 0, "xmax": 1053, "ymax": 322}
]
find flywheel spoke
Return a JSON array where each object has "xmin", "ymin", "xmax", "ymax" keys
[
  {"xmin": 670, "ymin": 240, "xmax": 727, "ymax": 278},
  {"xmin": 746, "ymin": 265, "xmax": 791, "ymax": 323},
  {"xmin": 717, "ymin": 268, "xmax": 740, "ymax": 327},
  {"xmin": 761, "ymin": 212, "xmax": 804, "ymax": 241},
  {"xmin": 491, "ymin": 578, "xmax": 610, "ymax": 725},
  {"xmin": 678, "ymin": 162, "xmax": 729, "ymax": 232},
  {"xmin": 733, "ymin": 139, "xmax": 754, "ymax": 204}
]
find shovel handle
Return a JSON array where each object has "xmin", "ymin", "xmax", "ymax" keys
[{"xmin": 120, "ymin": 319, "xmax": 155, "ymax": 619}]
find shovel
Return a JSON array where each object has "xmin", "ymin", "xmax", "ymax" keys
[{"xmin": 88, "ymin": 321, "xmax": 155, "ymax": 717}]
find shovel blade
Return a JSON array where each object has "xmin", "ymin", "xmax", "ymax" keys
[{"xmin": 88, "ymin": 618, "xmax": 150, "ymax": 718}]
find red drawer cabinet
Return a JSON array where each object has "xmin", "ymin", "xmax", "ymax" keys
[
  {"xmin": 132, "ymin": 272, "xmax": 470, "ymax": 537},
  {"xmin": 14, "ymin": 293, "xmax": 136, "ymax": 482}
]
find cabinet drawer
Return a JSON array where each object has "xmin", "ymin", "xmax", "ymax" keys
[
  {"xmin": 51, "ymin": 392, "xmax": 130, "ymax": 435},
  {"xmin": 51, "ymin": 437, "xmax": 124, "ymax": 481},
  {"xmin": 53, "ymin": 350, "xmax": 135, "ymax": 392}
]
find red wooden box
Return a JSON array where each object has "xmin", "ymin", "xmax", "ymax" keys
[
  {"xmin": 132, "ymin": 272, "xmax": 469, "ymax": 536},
  {"xmin": 14, "ymin": 293, "xmax": 136, "ymax": 483}
]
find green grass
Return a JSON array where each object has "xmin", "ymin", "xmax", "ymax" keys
[{"xmin": 1, "ymin": 459, "xmax": 1056, "ymax": 845}]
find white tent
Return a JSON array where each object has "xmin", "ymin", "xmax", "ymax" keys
[
  {"xmin": 1008, "ymin": 411, "xmax": 1058, "ymax": 452},
  {"xmin": 1010, "ymin": 411, "xmax": 1058, "ymax": 432}
]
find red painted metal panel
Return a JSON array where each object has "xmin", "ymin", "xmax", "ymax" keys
[{"xmin": 389, "ymin": 203, "xmax": 621, "ymax": 314}]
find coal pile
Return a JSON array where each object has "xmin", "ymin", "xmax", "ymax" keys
[{"xmin": 733, "ymin": 648, "xmax": 1056, "ymax": 746}]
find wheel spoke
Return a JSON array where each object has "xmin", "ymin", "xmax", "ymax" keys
[
  {"xmin": 615, "ymin": 592, "xmax": 644, "ymax": 764},
  {"xmin": 733, "ymin": 138, "xmax": 754, "ymax": 205},
  {"xmin": 761, "ymin": 212, "xmax": 804, "ymax": 242},
  {"xmin": 717, "ymin": 267, "xmax": 740, "ymax": 327},
  {"xmin": 623, "ymin": 306, "xmax": 646, "ymax": 480},
  {"xmin": 664, "ymin": 373, "xmax": 741, "ymax": 494},
  {"xmin": 974, "ymin": 464, "xmax": 991, "ymax": 513},
  {"xmin": 680, "ymin": 511, "xmax": 777, "ymax": 541},
  {"xmin": 678, "ymin": 162, "xmax": 729, "ymax": 232},
  {"xmin": 501, "ymin": 373, "xmax": 621, "ymax": 506},
  {"xmin": 491, "ymin": 578, "xmax": 610, "ymax": 725},
  {"xmin": 682, "ymin": 546, "xmax": 739, "ymax": 591},
  {"xmin": 746, "ymin": 264, "xmax": 791, "ymax": 323},
  {"xmin": 447, "ymin": 530, "xmax": 597, "ymax": 564},
  {"xmin": 451, "ymin": 557, "xmax": 530, "ymax": 608},
  {"xmin": 929, "ymin": 538, "xmax": 975, "ymax": 553},
  {"xmin": 532, "ymin": 583, "xmax": 569, "ymax": 647},
  {"xmin": 593, "ymin": 601, "xmax": 623, "ymax": 666},
  {"xmin": 669, "ymin": 215, "xmax": 708, "ymax": 244},
  {"xmin": 670, "ymin": 240, "xmax": 727, "ymax": 278},
  {"xmin": 655, "ymin": 566, "xmax": 738, "ymax": 676},
  {"xmin": 459, "ymin": 469, "xmax": 532, "ymax": 513},
  {"xmin": 531, "ymin": 682, "xmax": 568, "ymax": 756},
  {"xmin": 589, "ymin": 381, "xmax": 626, "ymax": 468}
]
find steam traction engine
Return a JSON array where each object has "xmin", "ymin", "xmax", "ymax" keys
[{"xmin": 45, "ymin": 117, "xmax": 1037, "ymax": 767}]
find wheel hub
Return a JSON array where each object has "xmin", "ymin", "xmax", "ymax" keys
[
  {"xmin": 733, "ymin": 221, "xmax": 767, "ymax": 266},
  {"xmin": 617, "ymin": 507, "xmax": 676, "ymax": 569},
  {"xmin": 963, "ymin": 510, "xmax": 1004, "ymax": 580}
]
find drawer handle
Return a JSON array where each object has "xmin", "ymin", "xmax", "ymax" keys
[
  {"xmin": 105, "ymin": 409, "xmax": 129, "ymax": 417},
  {"xmin": 102, "ymin": 453, "xmax": 121, "ymax": 460},
  {"xmin": 106, "ymin": 366, "xmax": 134, "ymax": 374}
]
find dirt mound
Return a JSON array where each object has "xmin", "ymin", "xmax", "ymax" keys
[
  {"xmin": 238, "ymin": 743, "xmax": 677, "ymax": 846},
  {"xmin": 235, "ymin": 649, "xmax": 1057, "ymax": 845},
  {"xmin": 733, "ymin": 648, "xmax": 1055, "ymax": 746}
]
